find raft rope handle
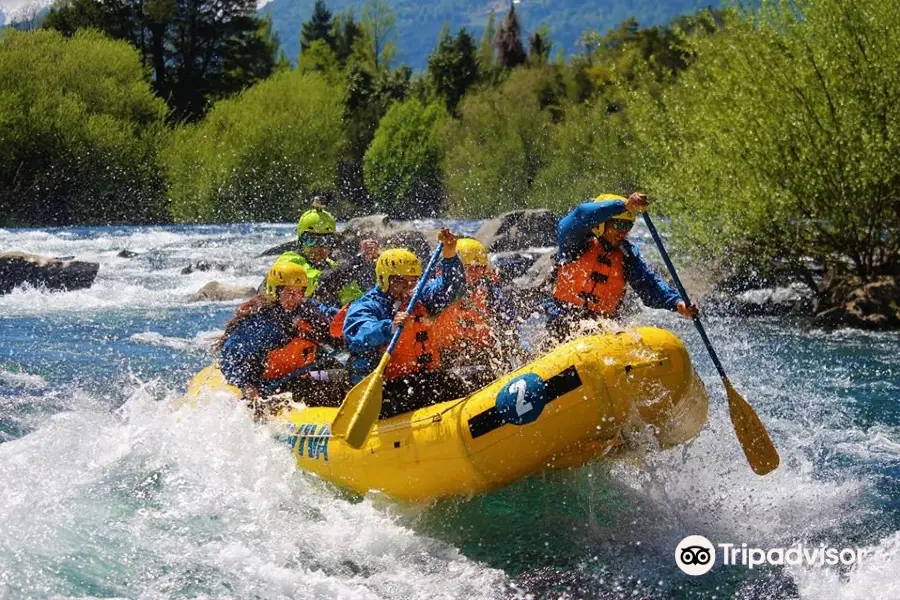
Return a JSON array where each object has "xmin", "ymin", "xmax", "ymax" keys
[{"xmin": 291, "ymin": 397, "xmax": 467, "ymax": 439}]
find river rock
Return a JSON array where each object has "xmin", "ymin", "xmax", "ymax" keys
[
  {"xmin": 342, "ymin": 214, "xmax": 396, "ymax": 238},
  {"xmin": 382, "ymin": 230, "xmax": 433, "ymax": 260},
  {"xmin": 814, "ymin": 275, "xmax": 900, "ymax": 330},
  {"xmin": 0, "ymin": 252, "xmax": 99, "ymax": 295},
  {"xmin": 181, "ymin": 260, "xmax": 230, "ymax": 275},
  {"xmin": 502, "ymin": 249, "xmax": 557, "ymax": 314},
  {"xmin": 492, "ymin": 252, "xmax": 541, "ymax": 286},
  {"xmin": 190, "ymin": 281, "xmax": 257, "ymax": 303},
  {"xmin": 257, "ymin": 239, "xmax": 298, "ymax": 257},
  {"xmin": 704, "ymin": 283, "xmax": 815, "ymax": 316},
  {"xmin": 117, "ymin": 249, "xmax": 139, "ymax": 258},
  {"xmin": 475, "ymin": 209, "xmax": 560, "ymax": 253}
]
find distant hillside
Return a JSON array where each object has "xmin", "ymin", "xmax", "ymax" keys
[{"xmin": 261, "ymin": 0, "xmax": 724, "ymax": 69}]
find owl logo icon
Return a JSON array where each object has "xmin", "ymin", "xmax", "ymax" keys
[{"xmin": 675, "ymin": 535, "xmax": 716, "ymax": 576}]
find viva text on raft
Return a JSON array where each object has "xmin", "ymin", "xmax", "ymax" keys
[{"xmin": 675, "ymin": 535, "xmax": 867, "ymax": 576}]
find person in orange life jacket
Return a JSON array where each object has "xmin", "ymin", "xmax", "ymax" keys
[
  {"xmin": 342, "ymin": 228, "xmax": 469, "ymax": 418},
  {"xmin": 218, "ymin": 262, "xmax": 338, "ymax": 410},
  {"xmin": 432, "ymin": 238, "xmax": 521, "ymax": 387},
  {"xmin": 548, "ymin": 192, "xmax": 698, "ymax": 341}
]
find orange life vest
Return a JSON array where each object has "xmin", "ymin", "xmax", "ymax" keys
[
  {"xmin": 553, "ymin": 237, "xmax": 627, "ymax": 316},
  {"xmin": 384, "ymin": 302, "xmax": 441, "ymax": 380},
  {"xmin": 261, "ymin": 320, "xmax": 319, "ymax": 381},
  {"xmin": 433, "ymin": 287, "xmax": 494, "ymax": 353},
  {"xmin": 329, "ymin": 304, "xmax": 349, "ymax": 340}
]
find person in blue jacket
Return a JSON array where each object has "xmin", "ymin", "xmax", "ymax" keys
[
  {"xmin": 548, "ymin": 192, "xmax": 698, "ymax": 341},
  {"xmin": 342, "ymin": 228, "xmax": 468, "ymax": 418},
  {"xmin": 218, "ymin": 262, "xmax": 338, "ymax": 413}
]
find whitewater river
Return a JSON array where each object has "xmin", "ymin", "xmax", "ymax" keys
[{"xmin": 1, "ymin": 223, "xmax": 898, "ymax": 599}]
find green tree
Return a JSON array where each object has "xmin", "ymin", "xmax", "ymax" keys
[
  {"xmin": 629, "ymin": 0, "xmax": 900, "ymax": 288},
  {"xmin": 332, "ymin": 7, "xmax": 363, "ymax": 66},
  {"xmin": 427, "ymin": 27, "xmax": 478, "ymax": 113},
  {"xmin": 478, "ymin": 10, "xmax": 496, "ymax": 75},
  {"xmin": 528, "ymin": 103, "xmax": 638, "ymax": 211},
  {"xmin": 300, "ymin": 0, "xmax": 336, "ymax": 54},
  {"xmin": 364, "ymin": 99, "xmax": 448, "ymax": 216},
  {"xmin": 528, "ymin": 25, "xmax": 552, "ymax": 66},
  {"xmin": 336, "ymin": 5, "xmax": 410, "ymax": 211},
  {"xmin": 165, "ymin": 72, "xmax": 344, "ymax": 222},
  {"xmin": 44, "ymin": 0, "xmax": 279, "ymax": 121},
  {"xmin": 0, "ymin": 29, "xmax": 168, "ymax": 226},
  {"xmin": 442, "ymin": 68, "xmax": 553, "ymax": 217},
  {"xmin": 494, "ymin": 3, "xmax": 526, "ymax": 69},
  {"xmin": 298, "ymin": 39, "xmax": 341, "ymax": 83},
  {"xmin": 360, "ymin": 0, "xmax": 396, "ymax": 71}
]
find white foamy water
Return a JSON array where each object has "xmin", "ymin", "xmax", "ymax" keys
[
  {"xmin": 0, "ymin": 384, "xmax": 508, "ymax": 599},
  {"xmin": 130, "ymin": 330, "xmax": 221, "ymax": 353},
  {"xmin": 0, "ymin": 369, "xmax": 47, "ymax": 389},
  {"xmin": 0, "ymin": 225, "xmax": 287, "ymax": 316},
  {"xmin": 791, "ymin": 530, "xmax": 900, "ymax": 600}
]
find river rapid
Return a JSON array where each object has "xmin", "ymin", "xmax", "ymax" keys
[{"xmin": 1, "ymin": 222, "xmax": 898, "ymax": 599}]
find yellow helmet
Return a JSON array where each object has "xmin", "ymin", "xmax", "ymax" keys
[
  {"xmin": 376, "ymin": 248, "xmax": 422, "ymax": 292},
  {"xmin": 591, "ymin": 193, "xmax": 635, "ymax": 236},
  {"xmin": 265, "ymin": 261, "xmax": 309, "ymax": 300},
  {"xmin": 456, "ymin": 238, "xmax": 489, "ymax": 267}
]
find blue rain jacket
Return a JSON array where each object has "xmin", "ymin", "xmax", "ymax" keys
[
  {"xmin": 220, "ymin": 299, "xmax": 338, "ymax": 390},
  {"xmin": 343, "ymin": 256, "xmax": 465, "ymax": 384},
  {"xmin": 554, "ymin": 199, "xmax": 682, "ymax": 313}
]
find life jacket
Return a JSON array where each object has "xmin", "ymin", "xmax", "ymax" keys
[
  {"xmin": 261, "ymin": 320, "xmax": 319, "ymax": 381},
  {"xmin": 384, "ymin": 302, "xmax": 441, "ymax": 380},
  {"xmin": 433, "ymin": 287, "xmax": 494, "ymax": 354},
  {"xmin": 553, "ymin": 237, "xmax": 627, "ymax": 316},
  {"xmin": 329, "ymin": 304, "xmax": 349, "ymax": 340}
]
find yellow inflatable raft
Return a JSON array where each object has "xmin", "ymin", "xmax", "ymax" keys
[{"xmin": 186, "ymin": 326, "xmax": 708, "ymax": 502}]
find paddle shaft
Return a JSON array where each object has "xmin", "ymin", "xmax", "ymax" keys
[
  {"xmin": 384, "ymin": 243, "xmax": 445, "ymax": 356},
  {"xmin": 329, "ymin": 242, "xmax": 447, "ymax": 448},
  {"xmin": 641, "ymin": 213, "xmax": 729, "ymax": 381}
]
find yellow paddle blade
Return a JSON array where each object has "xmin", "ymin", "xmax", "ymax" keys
[
  {"xmin": 330, "ymin": 353, "xmax": 389, "ymax": 449},
  {"xmin": 724, "ymin": 379, "xmax": 780, "ymax": 475}
]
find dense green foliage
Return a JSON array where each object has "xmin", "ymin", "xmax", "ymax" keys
[
  {"xmin": 629, "ymin": 0, "xmax": 900, "ymax": 286},
  {"xmin": 427, "ymin": 28, "xmax": 477, "ymax": 114},
  {"xmin": 442, "ymin": 68, "xmax": 554, "ymax": 217},
  {"xmin": 363, "ymin": 99, "xmax": 447, "ymax": 216},
  {"xmin": 164, "ymin": 71, "xmax": 344, "ymax": 222},
  {"xmin": 0, "ymin": 29, "xmax": 168, "ymax": 226},
  {"xmin": 44, "ymin": 0, "xmax": 279, "ymax": 121},
  {"xmin": 261, "ymin": 0, "xmax": 724, "ymax": 70}
]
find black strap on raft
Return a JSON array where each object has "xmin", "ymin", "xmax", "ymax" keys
[{"xmin": 467, "ymin": 366, "xmax": 582, "ymax": 439}]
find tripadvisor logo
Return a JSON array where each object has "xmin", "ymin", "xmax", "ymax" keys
[
  {"xmin": 675, "ymin": 536, "xmax": 867, "ymax": 576},
  {"xmin": 675, "ymin": 535, "xmax": 716, "ymax": 576}
]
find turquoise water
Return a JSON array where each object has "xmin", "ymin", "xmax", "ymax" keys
[{"xmin": 1, "ymin": 224, "xmax": 898, "ymax": 599}]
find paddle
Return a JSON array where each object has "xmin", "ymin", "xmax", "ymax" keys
[
  {"xmin": 331, "ymin": 243, "xmax": 446, "ymax": 449},
  {"xmin": 642, "ymin": 212, "xmax": 780, "ymax": 475}
]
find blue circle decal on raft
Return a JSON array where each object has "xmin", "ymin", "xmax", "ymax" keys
[{"xmin": 495, "ymin": 373, "xmax": 548, "ymax": 425}]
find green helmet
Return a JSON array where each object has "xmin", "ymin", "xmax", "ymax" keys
[{"xmin": 297, "ymin": 207, "xmax": 337, "ymax": 237}]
